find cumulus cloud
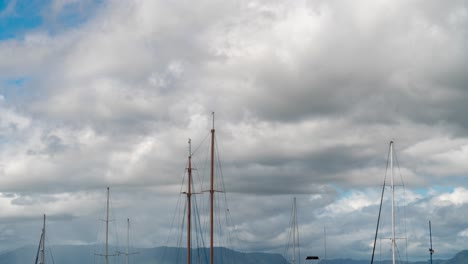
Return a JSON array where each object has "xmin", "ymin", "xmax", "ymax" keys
[{"xmin": 0, "ymin": 0, "xmax": 467, "ymax": 260}]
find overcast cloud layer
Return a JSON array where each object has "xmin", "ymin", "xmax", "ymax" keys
[{"xmin": 1, "ymin": 0, "xmax": 468, "ymax": 261}]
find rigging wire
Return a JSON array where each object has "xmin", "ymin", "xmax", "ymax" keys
[
  {"xmin": 191, "ymin": 131, "xmax": 210, "ymax": 157},
  {"xmin": 393, "ymin": 143, "xmax": 409, "ymax": 264},
  {"xmin": 45, "ymin": 230, "xmax": 56, "ymax": 264},
  {"xmin": 161, "ymin": 174, "xmax": 184, "ymax": 262},
  {"xmin": 371, "ymin": 144, "xmax": 390, "ymax": 264},
  {"xmin": 282, "ymin": 198, "xmax": 302, "ymax": 264},
  {"xmin": 372, "ymin": 142, "xmax": 410, "ymax": 264},
  {"xmin": 192, "ymin": 186, "xmax": 208, "ymax": 264},
  {"xmin": 176, "ymin": 200, "xmax": 187, "ymax": 264},
  {"xmin": 283, "ymin": 200, "xmax": 294, "ymax": 262},
  {"xmin": 164, "ymin": 120, "xmax": 240, "ymax": 263},
  {"xmin": 163, "ymin": 138, "xmax": 215, "ymax": 264},
  {"xmin": 109, "ymin": 194, "xmax": 121, "ymax": 263},
  {"xmin": 214, "ymin": 135, "xmax": 240, "ymax": 259}
]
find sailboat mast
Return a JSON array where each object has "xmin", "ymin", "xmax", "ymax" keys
[
  {"xmin": 126, "ymin": 218, "xmax": 130, "ymax": 264},
  {"xmin": 292, "ymin": 197, "xmax": 296, "ymax": 264},
  {"xmin": 429, "ymin": 221, "xmax": 434, "ymax": 264},
  {"xmin": 40, "ymin": 214, "xmax": 45, "ymax": 264},
  {"xmin": 390, "ymin": 141, "xmax": 396, "ymax": 264},
  {"xmin": 324, "ymin": 225, "xmax": 327, "ymax": 263},
  {"xmin": 187, "ymin": 139, "xmax": 192, "ymax": 264},
  {"xmin": 106, "ymin": 187, "xmax": 110, "ymax": 264},
  {"xmin": 210, "ymin": 112, "xmax": 215, "ymax": 264}
]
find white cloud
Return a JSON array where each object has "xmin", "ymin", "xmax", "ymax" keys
[
  {"xmin": 1, "ymin": 0, "xmax": 468, "ymax": 260},
  {"xmin": 432, "ymin": 187, "xmax": 468, "ymax": 207},
  {"xmin": 321, "ymin": 190, "xmax": 379, "ymax": 216}
]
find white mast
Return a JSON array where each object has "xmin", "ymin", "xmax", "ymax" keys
[
  {"xmin": 118, "ymin": 217, "xmax": 138, "ymax": 263},
  {"xmin": 292, "ymin": 197, "xmax": 296, "ymax": 264},
  {"xmin": 126, "ymin": 218, "xmax": 130, "ymax": 264},
  {"xmin": 106, "ymin": 187, "xmax": 110, "ymax": 264},
  {"xmin": 390, "ymin": 141, "xmax": 396, "ymax": 264},
  {"xmin": 40, "ymin": 214, "xmax": 45, "ymax": 264},
  {"xmin": 288, "ymin": 197, "xmax": 300, "ymax": 264},
  {"xmin": 324, "ymin": 225, "xmax": 327, "ymax": 263}
]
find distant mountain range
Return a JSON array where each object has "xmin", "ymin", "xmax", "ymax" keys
[
  {"xmin": 0, "ymin": 245, "xmax": 288, "ymax": 264},
  {"xmin": 0, "ymin": 245, "xmax": 467, "ymax": 264},
  {"xmin": 320, "ymin": 250, "xmax": 468, "ymax": 264}
]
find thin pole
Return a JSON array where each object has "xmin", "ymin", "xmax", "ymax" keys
[
  {"xmin": 370, "ymin": 174, "xmax": 386, "ymax": 264},
  {"xmin": 324, "ymin": 226, "xmax": 327, "ymax": 263},
  {"xmin": 106, "ymin": 187, "xmax": 109, "ymax": 264},
  {"xmin": 390, "ymin": 142, "xmax": 395, "ymax": 264},
  {"xmin": 187, "ymin": 139, "xmax": 192, "ymax": 264},
  {"xmin": 292, "ymin": 197, "xmax": 297, "ymax": 264},
  {"xmin": 429, "ymin": 221, "xmax": 434, "ymax": 264},
  {"xmin": 210, "ymin": 112, "xmax": 215, "ymax": 264},
  {"xmin": 126, "ymin": 218, "xmax": 130, "ymax": 264},
  {"xmin": 40, "ymin": 214, "xmax": 45, "ymax": 264}
]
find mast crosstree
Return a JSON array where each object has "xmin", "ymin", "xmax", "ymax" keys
[{"xmin": 370, "ymin": 141, "xmax": 408, "ymax": 264}]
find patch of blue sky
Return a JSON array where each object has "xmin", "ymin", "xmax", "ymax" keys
[
  {"xmin": 1, "ymin": 76, "xmax": 29, "ymax": 100},
  {"xmin": 54, "ymin": 0, "xmax": 104, "ymax": 30},
  {"xmin": 3, "ymin": 76, "xmax": 27, "ymax": 86},
  {"xmin": 411, "ymin": 186, "xmax": 455, "ymax": 197},
  {"xmin": 0, "ymin": 0, "xmax": 103, "ymax": 40},
  {"xmin": 0, "ymin": 0, "xmax": 44, "ymax": 40}
]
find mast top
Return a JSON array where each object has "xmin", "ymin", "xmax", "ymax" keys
[
  {"xmin": 211, "ymin": 112, "xmax": 215, "ymax": 131},
  {"xmin": 188, "ymin": 138, "xmax": 192, "ymax": 157}
]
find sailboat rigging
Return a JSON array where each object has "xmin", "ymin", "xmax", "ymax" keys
[
  {"xmin": 182, "ymin": 138, "xmax": 196, "ymax": 264},
  {"xmin": 370, "ymin": 141, "xmax": 408, "ymax": 264},
  {"xmin": 117, "ymin": 218, "xmax": 138, "ymax": 264},
  {"xmin": 164, "ymin": 112, "xmax": 236, "ymax": 264},
  {"xmin": 209, "ymin": 112, "xmax": 216, "ymax": 264},
  {"xmin": 34, "ymin": 214, "xmax": 47, "ymax": 264},
  {"xmin": 429, "ymin": 220, "xmax": 434, "ymax": 264},
  {"xmin": 284, "ymin": 197, "xmax": 301, "ymax": 264},
  {"xmin": 95, "ymin": 187, "xmax": 118, "ymax": 264}
]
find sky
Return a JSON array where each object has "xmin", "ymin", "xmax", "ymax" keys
[{"xmin": 0, "ymin": 0, "xmax": 468, "ymax": 262}]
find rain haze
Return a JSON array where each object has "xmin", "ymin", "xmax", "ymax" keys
[{"xmin": 0, "ymin": 0, "xmax": 468, "ymax": 262}]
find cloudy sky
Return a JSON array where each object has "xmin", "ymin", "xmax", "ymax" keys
[{"xmin": 1, "ymin": 0, "xmax": 468, "ymax": 261}]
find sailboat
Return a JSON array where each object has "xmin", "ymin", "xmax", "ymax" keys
[
  {"xmin": 370, "ymin": 141, "xmax": 408, "ymax": 264},
  {"xmin": 117, "ymin": 218, "xmax": 138, "ymax": 264},
  {"xmin": 161, "ymin": 112, "xmax": 238, "ymax": 264},
  {"xmin": 34, "ymin": 214, "xmax": 47, "ymax": 264},
  {"xmin": 284, "ymin": 197, "xmax": 301, "ymax": 264},
  {"xmin": 95, "ymin": 187, "xmax": 119, "ymax": 264},
  {"xmin": 208, "ymin": 112, "xmax": 217, "ymax": 264},
  {"xmin": 171, "ymin": 112, "xmax": 231, "ymax": 264},
  {"xmin": 429, "ymin": 221, "xmax": 434, "ymax": 264}
]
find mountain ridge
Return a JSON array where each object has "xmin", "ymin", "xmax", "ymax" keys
[{"xmin": 1, "ymin": 245, "xmax": 467, "ymax": 264}]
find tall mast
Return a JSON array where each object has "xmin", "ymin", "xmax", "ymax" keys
[
  {"xmin": 126, "ymin": 218, "xmax": 130, "ymax": 264},
  {"xmin": 187, "ymin": 139, "xmax": 192, "ymax": 264},
  {"xmin": 390, "ymin": 141, "xmax": 395, "ymax": 264},
  {"xmin": 292, "ymin": 197, "xmax": 297, "ymax": 264},
  {"xmin": 210, "ymin": 112, "xmax": 215, "ymax": 264},
  {"xmin": 324, "ymin": 225, "xmax": 327, "ymax": 263},
  {"xmin": 118, "ymin": 217, "xmax": 138, "ymax": 263},
  {"xmin": 429, "ymin": 221, "xmax": 434, "ymax": 264},
  {"xmin": 40, "ymin": 214, "xmax": 45, "ymax": 264},
  {"xmin": 106, "ymin": 187, "xmax": 110, "ymax": 264}
]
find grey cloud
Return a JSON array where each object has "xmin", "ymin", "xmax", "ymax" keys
[{"xmin": 1, "ymin": 0, "xmax": 468, "ymax": 261}]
